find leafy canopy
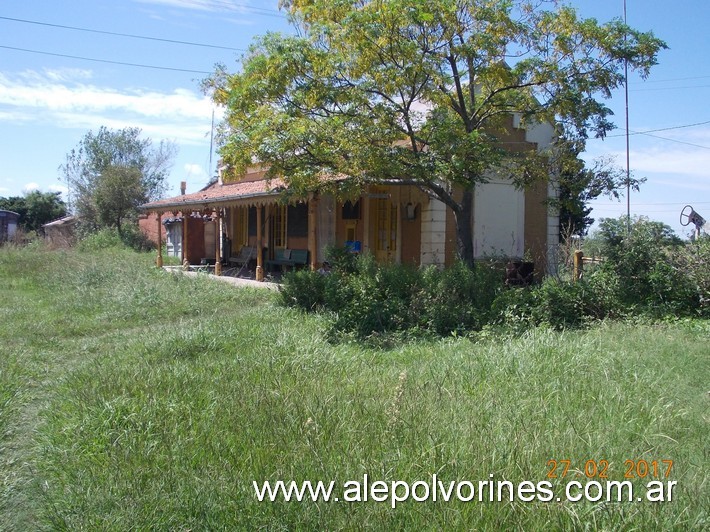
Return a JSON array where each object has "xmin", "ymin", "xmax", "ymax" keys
[
  {"xmin": 61, "ymin": 127, "xmax": 176, "ymax": 232},
  {"xmin": 207, "ymin": 0, "xmax": 666, "ymax": 262},
  {"xmin": 0, "ymin": 191, "xmax": 67, "ymax": 233}
]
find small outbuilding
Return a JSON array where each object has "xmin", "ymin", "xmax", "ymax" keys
[
  {"xmin": 42, "ymin": 215, "xmax": 77, "ymax": 247},
  {"xmin": 0, "ymin": 210, "xmax": 20, "ymax": 243}
]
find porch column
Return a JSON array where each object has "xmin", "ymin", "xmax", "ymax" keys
[
  {"xmin": 256, "ymin": 205, "xmax": 264, "ymax": 281},
  {"xmin": 181, "ymin": 212, "xmax": 188, "ymax": 267},
  {"xmin": 156, "ymin": 213, "xmax": 163, "ymax": 268},
  {"xmin": 362, "ymin": 188, "xmax": 370, "ymax": 252},
  {"xmin": 308, "ymin": 194, "xmax": 318, "ymax": 270},
  {"xmin": 215, "ymin": 208, "xmax": 222, "ymax": 276}
]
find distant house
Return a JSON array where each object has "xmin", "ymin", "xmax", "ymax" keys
[
  {"xmin": 140, "ymin": 115, "xmax": 559, "ymax": 280},
  {"xmin": 0, "ymin": 210, "xmax": 20, "ymax": 243},
  {"xmin": 42, "ymin": 215, "xmax": 77, "ymax": 247}
]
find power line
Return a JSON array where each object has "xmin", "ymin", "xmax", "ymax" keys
[
  {"xmin": 599, "ymin": 120, "xmax": 710, "ymax": 150},
  {"xmin": 608, "ymin": 120, "xmax": 710, "ymax": 137},
  {"xmin": 634, "ymin": 133, "xmax": 710, "ymax": 150},
  {"xmin": 631, "ymin": 84, "xmax": 710, "ymax": 92},
  {"xmin": 0, "ymin": 45, "xmax": 212, "ymax": 74},
  {"xmin": 0, "ymin": 15, "xmax": 247, "ymax": 51},
  {"xmin": 633, "ymin": 74, "xmax": 710, "ymax": 84}
]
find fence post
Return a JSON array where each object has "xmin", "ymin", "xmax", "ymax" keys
[{"xmin": 573, "ymin": 250, "xmax": 583, "ymax": 282}]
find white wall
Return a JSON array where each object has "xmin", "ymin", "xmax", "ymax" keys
[
  {"xmin": 473, "ymin": 178, "xmax": 525, "ymax": 259},
  {"xmin": 420, "ymin": 197, "xmax": 447, "ymax": 266}
]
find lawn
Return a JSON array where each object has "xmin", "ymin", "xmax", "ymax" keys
[{"xmin": 0, "ymin": 244, "xmax": 707, "ymax": 530}]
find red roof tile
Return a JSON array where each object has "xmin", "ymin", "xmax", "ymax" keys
[{"xmin": 141, "ymin": 178, "xmax": 285, "ymax": 212}]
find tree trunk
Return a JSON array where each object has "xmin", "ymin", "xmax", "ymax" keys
[{"xmin": 454, "ymin": 188, "xmax": 475, "ymax": 268}]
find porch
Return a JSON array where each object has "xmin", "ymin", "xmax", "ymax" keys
[{"xmin": 144, "ymin": 180, "xmax": 438, "ymax": 282}]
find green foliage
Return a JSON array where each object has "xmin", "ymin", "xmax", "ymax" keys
[
  {"xmin": 93, "ymin": 165, "xmax": 145, "ymax": 232},
  {"xmin": 323, "ymin": 244, "xmax": 358, "ymax": 274},
  {"xmin": 591, "ymin": 216, "xmax": 697, "ymax": 315},
  {"xmin": 208, "ymin": 0, "xmax": 665, "ymax": 264},
  {"xmin": 412, "ymin": 261, "xmax": 502, "ymax": 335},
  {"xmin": 282, "ymin": 217, "xmax": 706, "ymax": 338},
  {"xmin": 554, "ymin": 139, "xmax": 644, "ymax": 238},
  {"xmin": 0, "ymin": 191, "xmax": 67, "ymax": 233},
  {"xmin": 278, "ymin": 268, "xmax": 334, "ymax": 311},
  {"xmin": 672, "ymin": 236, "xmax": 710, "ymax": 314},
  {"xmin": 77, "ymin": 226, "xmax": 155, "ymax": 253},
  {"xmin": 281, "ymin": 257, "xmax": 504, "ymax": 340},
  {"xmin": 61, "ymin": 126, "xmax": 176, "ymax": 232}
]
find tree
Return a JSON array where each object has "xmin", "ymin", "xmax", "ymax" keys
[
  {"xmin": 94, "ymin": 166, "xmax": 145, "ymax": 233},
  {"xmin": 61, "ymin": 127, "xmax": 176, "ymax": 231},
  {"xmin": 0, "ymin": 191, "xmax": 67, "ymax": 233},
  {"xmin": 555, "ymin": 139, "xmax": 644, "ymax": 238},
  {"xmin": 206, "ymin": 0, "xmax": 665, "ymax": 266}
]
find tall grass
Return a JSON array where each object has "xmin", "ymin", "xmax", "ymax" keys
[{"xmin": 0, "ymin": 244, "xmax": 707, "ymax": 530}]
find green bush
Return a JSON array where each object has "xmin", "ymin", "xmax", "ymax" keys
[
  {"xmin": 673, "ymin": 236, "xmax": 710, "ymax": 316},
  {"xmin": 492, "ymin": 268, "xmax": 625, "ymax": 331},
  {"xmin": 593, "ymin": 216, "xmax": 699, "ymax": 316},
  {"xmin": 278, "ymin": 269, "xmax": 334, "ymax": 311},
  {"xmin": 281, "ymin": 256, "xmax": 506, "ymax": 340},
  {"xmin": 77, "ymin": 227, "xmax": 125, "ymax": 252},
  {"xmin": 413, "ymin": 261, "xmax": 502, "ymax": 335},
  {"xmin": 77, "ymin": 226, "xmax": 155, "ymax": 253},
  {"xmin": 280, "ymin": 218, "xmax": 708, "ymax": 340}
]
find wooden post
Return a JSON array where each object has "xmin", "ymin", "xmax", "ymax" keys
[
  {"xmin": 573, "ymin": 250, "xmax": 583, "ymax": 282},
  {"xmin": 214, "ymin": 208, "xmax": 222, "ymax": 276},
  {"xmin": 362, "ymin": 188, "xmax": 370, "ymax": 252},
  {"xmin": 181, "ymin": 212, "xmax": 188, "ymax": 267},
  {"xmin": 156, "ymin": 213, "xmax": 163, "ymax": 268},
  {"xmin": 256, "ymin": 205, "xmax": 264, "ymax": 281},
  {"xmin": 308, "ymin": 194, "xmax": 318, "ymax": 270}
]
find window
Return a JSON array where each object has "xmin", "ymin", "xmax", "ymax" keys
[
  {"xmin": 271, "ymin": 204, "xmax": 287, "ymax": 249},
  {"xmin": 232, "ymin": 206, "xmax": 249, "ymax": 247}
]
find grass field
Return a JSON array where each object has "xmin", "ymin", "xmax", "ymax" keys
[{"xmin": 0, "ymin": 244, "xmax": 707, "ymax": 530}]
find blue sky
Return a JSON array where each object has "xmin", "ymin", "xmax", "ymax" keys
[{"xmin": 1, "ymin": 0, "xmax": 708, "ymax": 236}]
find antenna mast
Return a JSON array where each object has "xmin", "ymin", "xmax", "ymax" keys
[
  {"xmin": 624, "ymin": 0, "xmax": 631, "ymax": 233},
  {"xmin": 209, "ymin": 108, "xmax": 215, "ymax": 179}
]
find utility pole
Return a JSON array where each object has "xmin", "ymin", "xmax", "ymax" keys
[{"xmin": 624, "ymin": 0, "xmax": 631, "ymax": 234}]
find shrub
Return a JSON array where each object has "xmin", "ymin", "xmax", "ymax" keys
[
  {"xmin": 330, "ymin": 260, "xmax": 421, "ymax": 338},
  {"xmin": 666, "ymin": 236, "xmax": 710, "ymax": 317},
  {"xmin": 77, "ymin": 226, "xmax": 155, "ymax": 253},
  {"xmin": 413, "ymin": 261, "xmax": 503, "ymax": 335},
  {"xmin": 77, "ymin": 227, "xmax": 125, "ymax": 252},
  {"xmin": 593, "ymin": 216, "xmax": 699, "ymax": 316},
  {"xmin": 281, "ymin": 256, "xmax": 506, "ymax": 340},
  {"xmin": 279, "ymin": 269, "xmax": 333, "ymax": 311}
]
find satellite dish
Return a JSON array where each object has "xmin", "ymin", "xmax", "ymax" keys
[{"xmin": 680, "ymin": 205, "xmax": 706, "ymax": 237}]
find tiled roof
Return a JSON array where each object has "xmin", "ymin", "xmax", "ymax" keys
[{"xmin": 140, "ymin": 178, "xmax": 285, "ymax": 212}]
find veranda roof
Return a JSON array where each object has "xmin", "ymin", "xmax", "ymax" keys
[{"xmin": 140, "ymin": 178, "xmax": 286, "ymax": 213}]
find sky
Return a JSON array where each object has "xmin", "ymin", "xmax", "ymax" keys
[{"xmin": 1, "ymin": 0, "xmax": 708, "ymax": 237}]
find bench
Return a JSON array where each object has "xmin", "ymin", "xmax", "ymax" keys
[
  {"xmin": 265, "ymin": 248, "xmax": 309, "ymax": 272},
  {"xmin": 228, "ymin": 246, "xmax": 256, "ymax": 268}
]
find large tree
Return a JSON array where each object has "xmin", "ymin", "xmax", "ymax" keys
[
  {"xmin": 61, "ymin": 127, "xmax": 176, "ymax": 231},
  {"xmin": 206, "ymin": 0, "xmax": 665, "ymax": 265}
]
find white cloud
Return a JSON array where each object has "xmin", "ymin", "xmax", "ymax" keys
[
  {"xmin": 183, "ymin": 163, "xmax": 207, "ymax": 178},
  {"xmin": 48, "ymin": 184, "xmax": 70, "ymax": 196},
  {"xmin": 134, "ymin": 0, "xmax": 266, "ymax": 13},
  {"xmin": 0, "ymin": 71, "xmax": 222, "ymax": 145},
  {"xmin": 23, "ymin": 182, "xmax": 40, "ymax": 192},
  {"xmin": 586, "ymin": 130, "xmax": 710, "ymax": 180}
]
